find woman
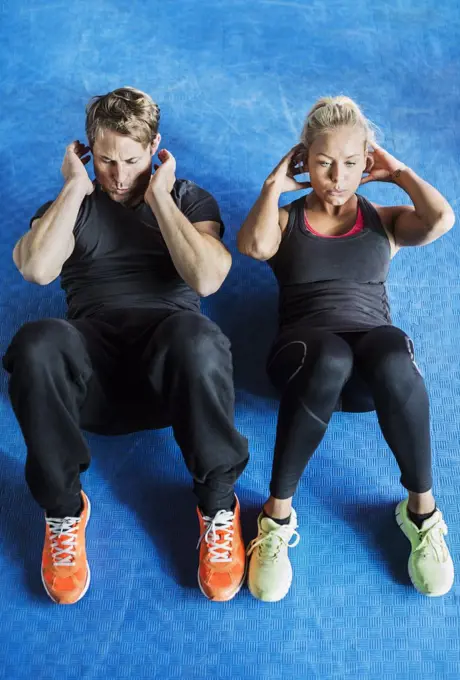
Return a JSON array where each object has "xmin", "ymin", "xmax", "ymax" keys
[{"xmin": 238, "ymin": 96, "xmax": 455, "ymax": 601}]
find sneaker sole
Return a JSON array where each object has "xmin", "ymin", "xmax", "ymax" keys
[
  {"xmin": 395, "ymin": 505, "xmax": 452, "ymax": 598},
  {"xmin": 41, "ymin": 495, "xmax": 92, "ymax": 605},
  {"xmin": 197, "ymin": 561, "xmax": 247, "ymax": 602}
]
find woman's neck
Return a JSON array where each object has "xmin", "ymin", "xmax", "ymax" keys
[{"xmin": 307, "ymin": 192, "xmax": 358, "ymax": 218}]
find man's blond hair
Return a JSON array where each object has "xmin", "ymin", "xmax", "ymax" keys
[{"xmin": 85, "ymin": 86, "xmax": 160, "ymax": 148}]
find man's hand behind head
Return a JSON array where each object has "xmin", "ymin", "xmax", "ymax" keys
[
  {"xmin": 61, "ymin": 141, "xmax": 94, "ymax": 196},
  {"xmin": 144, "ymin": 148, "xmax": 176, "ymax": 207}
]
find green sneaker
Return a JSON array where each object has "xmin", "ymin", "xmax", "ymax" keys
[
  {"xmin": 247, "ymin": 509, "xmax": 300, "ymax": 602},
  {"xmin": 395, "ymin": 498, "xmax": 454, "ymax": 597}
]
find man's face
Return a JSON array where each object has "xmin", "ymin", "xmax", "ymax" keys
[{"xmin": 92, "ymin": 129, "xmax": 159, "ymax": 204}]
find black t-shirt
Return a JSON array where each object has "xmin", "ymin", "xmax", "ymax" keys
[{"xmin": 31, "ymin": 179, "xmax": 224, "ymax": 319}]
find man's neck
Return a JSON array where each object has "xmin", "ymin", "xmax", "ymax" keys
[
  {"xmin": 97, "ymin": 182, "xmax": 146, "ymax": 209},
  {"xmin": 124, "ymin": 193, "xmax": 145, "ymax": 209}
]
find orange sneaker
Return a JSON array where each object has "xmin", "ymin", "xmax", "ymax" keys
[
  {"xmin": 197, "ymin": 496, "xmax": 246, "ymax": 602},
  {"xmin": 41, "ymin": 491, "xmax": 91, "ymax": 604}
]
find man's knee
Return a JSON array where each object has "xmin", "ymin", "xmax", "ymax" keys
[
  {"xmin": 163, "ymin": 312, "xmax": 231, "ymax": 370},
  {"xmin": 3, "ymin": 319, "xmax": 77, "ymax": 372}
]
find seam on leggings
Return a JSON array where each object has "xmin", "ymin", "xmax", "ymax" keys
[
  {"xmin": 405, "ymin": 336, "xmax": 423, "ymax": 377},
  {"xmin": 267, "ymin": 340, "xmax": 307, "ymax": 384},
  {"xmin": 382, "ymin": 370, "xmax": 420, "ymax": 418},
  {"xmin": 269, "ymin": 340, "xmax": 328, "ymax": 427},
  {"xmin": 381, "ymin": 336, "xmax": 424, "ymax": 417},
  {"xmin": 299, "ymin": 396, "xmax": 328, "ymax": 427}
]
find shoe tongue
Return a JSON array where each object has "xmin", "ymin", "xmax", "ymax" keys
[
  {"xmin": 419, "ymin": 510, "xmax": 441, "ymax": 531},
  {"xmin": 211, "ymin": 515, "xmax": 232, "ymax": 530},
  {"xmin": 261, "ymin": 516, "xmax": 287, "ymax": 533}
]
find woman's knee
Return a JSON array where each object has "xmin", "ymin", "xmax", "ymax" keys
[
  {"xmin": 355, "ymin": 326, "xmax": 422, "ymax": 391},
  {"xmin": 314, "ymin": 333, "xmax": 355, "ymax": 381},
  {"xmin": 268, "ymin": 330, "xmax": 354, "ymax": 391}
]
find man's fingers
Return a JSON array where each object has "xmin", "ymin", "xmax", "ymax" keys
[
  {"xmin": 68, "ymin": 141, "xmax": 90, "ymax": 157},
  {"xmin": 158, "ymin": 148, "xmax": 175, "ymax": 163}
]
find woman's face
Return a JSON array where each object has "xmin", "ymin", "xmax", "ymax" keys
[{"xmin": 306, "ymin": 127, "xmax": 369, "ymax": 206}]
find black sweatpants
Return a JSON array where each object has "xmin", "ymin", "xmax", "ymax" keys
[
  {"xmin": 266, "ymin": 323, "xmax": 432, "ymax": 499},
  {"xmin": 3, "ymin": 308, "xmax": 249, "ymax": 517}
]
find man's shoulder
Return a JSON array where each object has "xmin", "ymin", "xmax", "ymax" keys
[
  {"xmin": 31, "ymin": 181, "xmax": 99, "ymax": 227},
  {"xmin": 172, "ymin": 177, "xmax": 217, "ymax": 198},
  {"xmin": 172, "ymin": 177, "xmax": 204, "ymax": 199}
]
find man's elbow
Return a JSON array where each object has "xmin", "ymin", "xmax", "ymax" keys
[
  {"xmin": 196, "ymin": 278, "xmax": 222, "ymax": 297},
  {"xmin": 196, "ymin": 264, "xmax": 232, "ymax": 297},
  {"xmin": 197, "ymin": 284, "xmax": 219, "ymax": 297},
  {"xmin": 20, "ymin": 263, "xmax": 57, "ymax": 286}
]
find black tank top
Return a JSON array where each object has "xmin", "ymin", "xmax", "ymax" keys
[{"xmin": 268, "ymin": 194, "xmax": 392, "ymax": 332}]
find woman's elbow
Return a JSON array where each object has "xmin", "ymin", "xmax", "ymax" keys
[
  {"xmin": 237, "ymin": 234, "xmax": 276, "ymax": 261},
  {"xmin": 443, "ymin": 207, "xmax": 456, "ymax": 231},
  {"xmin": 434, "ymin": 208, "xmax": 456, "ymax": 237}
]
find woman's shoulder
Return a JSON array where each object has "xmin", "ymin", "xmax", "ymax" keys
[
  {"xmin": 368, "ymin": 200, "xmax": 400, "ymax": 233},
  {"xmin": 368, "ymin": 200, "xmax": 391, "ymax": 222},
  {"xmin": 368, "ymin": 201, "xmax": 399, "ymax": 256},
  {"xmin": 279, "ymin": 194, "xmax": 307, "ymax": 234}
]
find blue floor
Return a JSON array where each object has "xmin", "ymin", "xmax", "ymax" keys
[{"xmin": 1, "ymin": 2, "xmax": 460, "ymax": 678}]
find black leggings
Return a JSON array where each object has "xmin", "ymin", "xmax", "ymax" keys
[{"xmin": 267, "ymin": 323, "xmax": 432, "ymax": 499}]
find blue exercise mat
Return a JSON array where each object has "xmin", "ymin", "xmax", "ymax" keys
[{"xmin": 1, "ymin": 1, "xmax": 459, "ymax": 678}]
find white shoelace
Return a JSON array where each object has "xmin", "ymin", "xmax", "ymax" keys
[
  {"xmin": 247, "ymin": 524, "xmax": 300, "ymax": 562},
  {"xmin": 46, "ymin": 516, "xmax": 82, "ymax": 566},
  {"xmin": 197, "ymin": 509, "xmax": 235, "ymax": 563},
  {"xmin": 415, "ymin": 519, "xmax": 449, "ymax": 563}
]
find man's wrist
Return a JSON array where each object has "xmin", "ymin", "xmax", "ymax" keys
[
  {"xmin": 63, "ymin": 176, "xmax": 90, "ymax": 198},
  {"xmin": 147, "ymin": 187, "xmax": 174, "ymax": 212}
]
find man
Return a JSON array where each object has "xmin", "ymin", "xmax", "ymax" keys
[{"xmin": 3, "ymin": 86, "xmax": 248, "ymax": 604}]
